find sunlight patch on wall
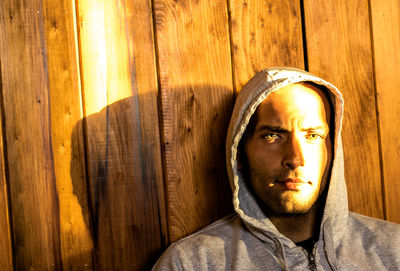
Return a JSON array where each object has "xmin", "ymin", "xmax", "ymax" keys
[{"xmin": 78, "ymin": 0, "xmax": 134, "ymax": 116}]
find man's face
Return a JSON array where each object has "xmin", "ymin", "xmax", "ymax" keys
[{"xmin": 242, "ymin": 83, "xmax": 332, "ymax": 215}]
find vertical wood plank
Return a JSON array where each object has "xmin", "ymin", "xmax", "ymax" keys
[
  {"xmin": 0, "ymin": 0, "xmax": 62, "ymax": 269},
  {"xmin": 154, "ymin": 0, "xmax": 234, "ymax": 242},
  {"xmin": 77, "ymin": 0, "xmax": 166, "ymax": 269},
  {"xmin": 43, "ymin": 0, "xmax": 93, "ymax": 269},
  {"xmin": 129, "ymin": 0, "xmax": 169, "ymax": 252},
  {"xmin": 370, "ymin": 0, "xmax": 400, "ymax": 223},
  {"xmin": 304, "ymin": 0, "xmax": 384, "ymax": 218},
  {"xmin": 0, "ymin": 65, "xmax": 13, "ymax": 271},
  {"xmin": 230, "ymin": 0, "xmax": 305, "ymax": 90}
]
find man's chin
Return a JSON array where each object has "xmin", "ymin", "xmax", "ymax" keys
[
  {"xmin": 272, "ymin": 204, "xmax": 312, "ymax": 215},
  {"xmin": 268, "ymin": 197, "xmax": 317, "ymax": 216},
  {"xmin": 255, "ymin": 190, "xmax": 321, "ymax": 216}
]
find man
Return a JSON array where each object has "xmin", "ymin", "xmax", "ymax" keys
[{"xmin": 153, "ymin": 67, "xmax": 400, "ymax": 270}]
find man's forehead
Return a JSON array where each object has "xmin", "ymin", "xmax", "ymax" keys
[
  {"xmin": 258, "ymin": 83, "xmax": 331, "ymax": 119},
  {"xmin": 261, "ymin": 82, "xmax": 329, "ymax": 104}
]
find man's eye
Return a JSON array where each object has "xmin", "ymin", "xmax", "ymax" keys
[
  {"xmin": 263, "ymin": 134, "xmax": 279, "ymax": 141},
  {"xmin": 306, "ymin": 133, "xmax": 324, "ymax": 141}
]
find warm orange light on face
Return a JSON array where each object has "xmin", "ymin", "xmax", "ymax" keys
[
  {"xmin": 244, "ymin": 83, "xmax": 332, "ymax": 215},
  {"xmin": 78, "ymin": 0, "xmax": 133, "ymax": 116}
]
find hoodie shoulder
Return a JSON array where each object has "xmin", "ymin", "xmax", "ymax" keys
[
  {"xmin": 152, "ymin": 214, "xmax": 241, "ymax": 270},
  {"xmin": 336, "ymin": 212, "xmax": 400, "ymax": 269},
  {"xmin": 347, "ymin": 212, "xmax": 400, "ymax": 242},
  {"xmin": 152, "ymin": 213, "xmax": 283, "ymax": 270}
]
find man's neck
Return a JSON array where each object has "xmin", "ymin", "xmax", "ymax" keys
[{"xmin": 265, "ymin": 200, "xmax": 324, "ymax": 243}]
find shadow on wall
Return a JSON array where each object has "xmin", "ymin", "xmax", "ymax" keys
[{"xmin": 69, "ymin": 85, "xmax": 234, "ymax": 270}]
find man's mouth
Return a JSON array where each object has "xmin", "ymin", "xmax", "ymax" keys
[{"xmin": 276, "ymin": 178, "xmax": 311, "ymax": 191}]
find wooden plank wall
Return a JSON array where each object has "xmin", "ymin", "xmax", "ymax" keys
[
  {"xmin": 0, "ymin": 0, "xmax": 399, "ymax": 270},
  {"xmin": 155, "ymin": 0, "xmax": 233, "ymax": 243},
  {"xmin": 370, "ymin": 0, "xmax": 400, "ymax": 223}
]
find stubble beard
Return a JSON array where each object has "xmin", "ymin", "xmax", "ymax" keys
[
  {"xmin": 265, "ymin": 188, "xmax": 320, "ymax": 215},
  {"xmin": 251, "ymin": 174, "xmax": 321, "ymax": 216}
]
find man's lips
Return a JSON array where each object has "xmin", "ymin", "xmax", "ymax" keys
[{"xmin": 276, "ymin": 178, "xmax": 311, "ymax": 190}]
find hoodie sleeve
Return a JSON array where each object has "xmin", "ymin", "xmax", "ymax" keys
[{"xmin": 152, "ymin": 243, "xmax": 192, "ymax": 271}]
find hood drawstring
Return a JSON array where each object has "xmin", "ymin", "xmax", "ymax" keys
[{"xmin": 273, "ymin": 238, "xmax": 288, "ymax": 271}]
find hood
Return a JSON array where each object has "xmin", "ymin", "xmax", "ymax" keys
[{"xmin": 226, "ymin": 67, "xmax": 347, "ymax": 244}]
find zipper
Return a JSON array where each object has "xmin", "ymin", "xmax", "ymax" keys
[
  {"xmin": 308, "ymin": 249, "xmax": 316, "ymax": 271},
  {"xmin": 301, "ymin": 244, "xmax": 317, "ymax": 271},
  {"xmin": 308, "ymin": 244, "xmax": 317, "ymax": 271}
]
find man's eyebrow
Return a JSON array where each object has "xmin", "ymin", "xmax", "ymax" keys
[
  {"xmin": 301, "ymin": 126, "xmax": 329, "ymax": 132},
  {"xmin": 255, "ymin": 125, "xmax": 288, "ymax": 133},
  {"xmin": 255, "ymin": 125, "xmax": 329, "ymax": 133}
]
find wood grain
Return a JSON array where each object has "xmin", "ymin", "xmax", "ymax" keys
[
  {"xmin": 304, "ymin": 0, "xmax": 384, "ymax": 218},
  {"xmin": 0, "ymin": 0, "xmax": 62, "ymax": 269},
  {"xmin": 1, "ymin": 2, "xmax": 399, "ymax": 270},
  {"xmin": 0, "ymin": 64, "xmax": 13, "ymax": 271},
  {"xmin": 230, "ymin": 0, "xmax": 305, "ymax": 90},
  {"xmin": 43, "ymin": 0, "xmax": 93, "ymax": 269},
  {"xmin": 370, "ymin": 0, "xmax": 400, "ymax": 223},
  {"xmin": 77, "ymin": 0, "xmax": 166, "ymax": 269},
  {"xmin": 154, "ymin": 0, "xmax": 234, "ymax": 242},
  {"xmin": 129, "ymin": 0, "xmax": 168, "ymax": 250}
]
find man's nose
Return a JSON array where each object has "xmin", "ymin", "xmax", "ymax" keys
[{"xmin": 282, "ymin": 134, "xmax": 305, "ymax": 169}]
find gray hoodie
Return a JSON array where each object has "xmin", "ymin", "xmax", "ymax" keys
[{"xmin": 153, "ymin": 67, "xmax": 400, "ymax": 270}]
